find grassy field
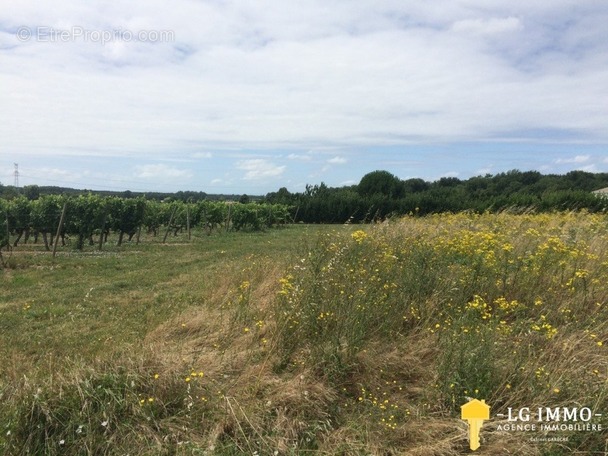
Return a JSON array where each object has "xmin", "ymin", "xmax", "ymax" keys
[{"xmin": 1, "ymin": 214, "xmax": 607, "ymax": 455}]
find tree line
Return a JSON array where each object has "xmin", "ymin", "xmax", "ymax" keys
[
  {"xmin": 3, "ymin": 169, "xmax": 608, "ymax": 234},
  {"xmin": 264, "ymin": 169, "xmax": 608, "ymax": 223},
  {"xmin": 0, "ymin": 183, "xmax": 260, "ymax": 204}
]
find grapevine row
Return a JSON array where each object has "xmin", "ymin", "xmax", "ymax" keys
[{"xmin": 0, "ymin": 195, "xmax": 293, "ymax": 252}]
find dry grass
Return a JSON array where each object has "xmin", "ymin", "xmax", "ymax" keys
[{"xmin": 1, "ymin": 216, "xmax": 607, "ymax": 454}]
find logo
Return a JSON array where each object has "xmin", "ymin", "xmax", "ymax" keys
[
  {"xmin": 460, "ymin": 399, "xmax": 604, "ymax": 450},
  {"xmin": 461, "ymin": 399, "xmax": 490, "ymax": 451},
  {"xmin": 496, "ymin": 406, "xmax": 603, "ymax": 433}
]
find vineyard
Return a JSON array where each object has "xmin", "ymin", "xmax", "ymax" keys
[{"xmin": 0, "ymin": 195, "xmax": 292, "ymax": 259}]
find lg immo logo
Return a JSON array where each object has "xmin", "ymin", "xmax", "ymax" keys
[
  {"xmin": 461, "ymin": 399, "xmax": 604, "ymax": 451},
  {"xmin": 496, "ymin": 406, "xmax": 603, "ymax": 432},
  {"xmin": 461, "ymin": 399, "xmax": 490, "ymax": 451}
]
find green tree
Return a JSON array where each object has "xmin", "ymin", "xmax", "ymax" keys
[
  {"xmin": 357, "ymin": 170, "xmax": 403, "ymax": 198},
  {"xmin": 23, "ymin": 185, "xmax": 41, "ymax": 200},
  {"xmin": 265, "ymin": 187, "xmax": 293, "ymax": 205},
  {"xmin": 403, "ymin": 178, "xmax": 429, "ymax": 193}
]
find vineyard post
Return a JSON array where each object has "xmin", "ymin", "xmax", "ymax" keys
[
  {"xmin": 5, "ymin": 209, "xmax": 9, "ymax": 247},
  {"xmin": 1, "ymin": 211, "xmax": 9, "ymax": 267},
  {"xmin": 136, "ymin": 203, "xmax": 145, "ymax": 245},
  {"xmin": 52, "ymin": 203, "xmax": 67, "ymax": 259},
  {"xmin": 292, "ymin": 205, "xmax": 300, "ymax": 223},
  {"xmin": 163, "ymin": 206, "xmax": 177, "ymax": 244},
  {"xmin": 186, "ymin": 204, "xmax": 191, "ymax": 241},
  {"xmin": 202, "ymin": 209, "xmax": 209, "ymax": 235},
  {"xmin": 98, "ymin": 212, "xmax": 107, "ymax": 251},
  {"xmin": 226, "ymin": 203, "xmax": 231, "ymax": 233}
]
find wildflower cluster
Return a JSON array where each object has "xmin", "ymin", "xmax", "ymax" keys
[
  {"xmin": 355, "ymin": 384, "xmax": 405, "ymax": 430},
  {"xmin": 278, "ymin": 274, "xmax": 295, "ymax": 296},
  {"xmin": 530, "ymin": 315, "xmax": 558, "ymax": 339},
  {"xmin": 274, "ymin": 227, "xmax": 405, "ymax": 374},
  {"xmin": 351, "ymin": 230, "xmax": 368, "ymax": 244},
  {"xmin": 274, "ymin": 212, "xmax": 607, "ymax": 419}
]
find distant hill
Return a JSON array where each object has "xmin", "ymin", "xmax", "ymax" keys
[{"xmin": 0, "ymin": 183, "xmax": 262, "ymax": 202}]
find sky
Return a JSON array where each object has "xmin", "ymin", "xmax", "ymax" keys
[{"xmin": 1, "ymin": 1, "xmax": 608, "ymax": 195}]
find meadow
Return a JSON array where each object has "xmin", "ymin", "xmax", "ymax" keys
[{"xmin": 1, "ymin": 212, "xmax": 607, "ymax": 455}]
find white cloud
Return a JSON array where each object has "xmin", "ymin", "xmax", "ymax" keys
[
  {"xmin": 237, "ymin": 159, "xmax": 285, "ymax": 180},
  {"xmin": 134, "ymin": 164, "xmax": 192, "ymax": 179},
  {"xmin": 22, "ymin": 167, "xmax": 84, "ymax": 186},
  {"xmin": 2, "ymin": 0, "xmax": 608, "ymax": 164},
  {"xmin": 451, "ymin": 17, "xmax": 522, "ymax": 35},
  {"xmin": 192, "ymin": 152, "xmax": 212, "ymax": 159},
  {"xmin": 287, "ymin": 153, "xmax": 312, "ymax": 161},
  {"xmin": 476, "ymin": 166, "xmax": 494, "ymax": 175},
  {"xmin": 556, "ymin": 155, "xmax": 591, "ymax": 164},
  {"xmin": 327, "ymin": 156, "xmax": 347, "ymax": 164},
  {"xmin": 577, "ymin": 164, "xmax": 598, "ymax": 172}
]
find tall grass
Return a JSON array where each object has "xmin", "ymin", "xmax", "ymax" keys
[
  {"xmin": 2, "ymin": 214, "xmax": 607, "ymax": 454},
  {"xmin": 272, "ymin": 212, "xmax": 608, "ymax": 453}
]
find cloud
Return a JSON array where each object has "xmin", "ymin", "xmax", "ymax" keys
[
  {"xmin": 2, "ymin": 0, "xmax": 608, "ymax": 173},
  {"xmin": 577, "ymin": 164, "xmax": 598, "ymax": 172},
  {"xmin": 237, "ymin": 159, "xmax": 285, "ymax": 180},
  {"xmin": 134, "ymin": 164, "xmax": 193, "ymax": 179},
  {"xmin": 476, "ymin": 166, "xmax": 494, "ymax": 175},
  {"xmin": 21, "ymin": 167, "xmax": 85, "ymax": 186},
  {"xmin": 556, "ymin": 155, "xmax": 591, "ymax": 164},
  {"xmin": 451, "ymin": 17, "xmax": 522, "ymax": 35},
  {"xmin": 287, "ymin": 153, "xmax": 312, "ymax": 161},
  {"xmin": 192, "ymin": 152, "xmax": 212, "ymax": 159},
  {"xmin": 327, "ymin": 156, "xmax": 347, "ymax": 164}
]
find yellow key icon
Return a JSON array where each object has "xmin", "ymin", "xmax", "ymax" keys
[{"xmin": 461, "ymin": 399, "xmax": 490, "ymax": 451}]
